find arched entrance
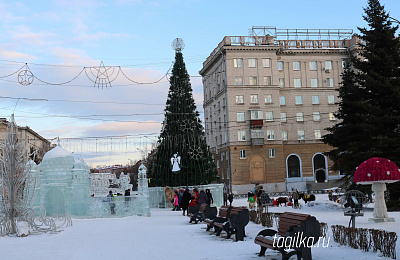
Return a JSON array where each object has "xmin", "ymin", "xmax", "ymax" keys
[
  {"xmin": 287, "ymin": 154, "xmax": 301, "ymax": 178},
  {"xmin": 250, "ymin": 154, "xmax": 265, "ymax": 183},
  {"xmin": 44, "ymin": 187, "xmax": 66, "ymax": 216},
  {"xmin": 313, "ymin": 153, "xmax": 327, "ymax": 182}
]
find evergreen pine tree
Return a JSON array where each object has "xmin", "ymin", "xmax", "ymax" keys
[
  {"xmin": 323, "ymin": 0, "xmax": 400, "ymax": 174},
  {"xmin": 149, "ymin": 46, "xmax": 217, "ymax": 187}
]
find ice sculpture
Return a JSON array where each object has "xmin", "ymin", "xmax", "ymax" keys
[
  {"xmin": 137, "ymin": 164, "xmax": 150, "ymax": 216},
  {"xmin": 36, "ymin": 144, "xmax": 91, "ymax": 217}
]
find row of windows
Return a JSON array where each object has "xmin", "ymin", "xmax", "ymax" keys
[
  {"xmin": 238, "ymin": 129, "xmax": 323, "ymax": 141},
  {"xmin": 236, "ymin": 94, "xmax": 336, "ymax": 105},
  {"xmin": 237, "ymin": 111, "xmax": 337, "ymax": 122},
  {"xmin": 239, "ymin": 149, "xmax": 275, "ymax": 159},
  {"xmin": 234, "ymin": 76, "xmax": 334, "ymax": 87},
  {"xmin": 233, "ymin": 58, "xmax": 341, "ymax": 71},
  {"xmin": 234, "ymin": 58, "xmax": 271, "ymax": 68}
]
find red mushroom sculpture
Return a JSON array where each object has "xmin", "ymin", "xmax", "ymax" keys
[{"xmin": 354, "ymin": 157, "xmax": 400, "ymax": 222}]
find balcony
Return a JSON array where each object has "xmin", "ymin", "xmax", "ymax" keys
[
  {"xmin": 250, "ymin": 119, "xmax": 263, "ymax": 128},
  {"xmin": 251, "ymin": 138, "xmax": 264, "ymax": 146},
  {"xmin": 251, "ymin": 130, "xmax": 264, "ymax": 146}
]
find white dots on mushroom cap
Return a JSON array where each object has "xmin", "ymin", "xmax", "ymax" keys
[
  {"xmin": 367, "ymin": 173, "xmax": 371, "ymax": 177},
  {"xmin": 387, "ymin": 171, "xmax": 390, "ymax": 175}
]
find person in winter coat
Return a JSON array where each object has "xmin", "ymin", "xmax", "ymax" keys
[
  {"xmin": 180, "ymin": 188, "xmax": 191, "ymax": 216},
  {"xmin": 189, "ymin": 188, "xmax": 199, "ymax": 206},
  {"xmin": 205, "ymin": 189, "xmax": 214, "ymax": 205},
  {"xmin": 107, "ymin": 190, "xmax": 116, "ymax": 214},
  {"xmin": 178, "ymin": 188, "xmax": 184, "ymax": 210},
  {"xmin": 173, "ymin": 190, "xmax": 179, "ymax": 211},
  {"xmin": 292, "ymin": 189, "xmax": 300, "ymax": 209},
  {"xmin": 223, "ymin": 191, "xmax": 228, "ymax": 206},
  {"xmin": 198, "ymin": 189, "xmax": 207, "ymax": 205},
  {"xmin": 228, "ymin": 192, "xmax": 234, "ymax": 206}
]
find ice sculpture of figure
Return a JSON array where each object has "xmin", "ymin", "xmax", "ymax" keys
[{"xmin": 171, "ymin": 153, "xmax": 181, "ymax": 172}]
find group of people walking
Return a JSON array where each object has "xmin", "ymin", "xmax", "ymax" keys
[{"xmin": 170, "ymin": 187, "xmax": 214, "ymax": 216}]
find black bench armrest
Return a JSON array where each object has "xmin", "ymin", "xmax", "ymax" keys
[
  {"xmin": 257, "ymin": 229, "xmax": 277, "ymax": 237},
  {"xmin": 213, "ymin": 217, "xmax": 228, "ymax": 223}
]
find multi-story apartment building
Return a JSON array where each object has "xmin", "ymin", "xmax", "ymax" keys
[
  {"xmin": 0, "ymin": 118, "xmax": 50, "ymax": 163},
  {"xmin": 200, "ymin": 27, "xmax": 361, "ymax": 193}
]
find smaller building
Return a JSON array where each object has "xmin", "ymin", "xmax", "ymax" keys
[{"xmin": 0, "ymin": 118, "xmax": 50, "ymax": 163}]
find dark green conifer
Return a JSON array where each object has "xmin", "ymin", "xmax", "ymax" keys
[{"xmin": 323, "ymin": 0, "xmax": 400, "ymax": 201}]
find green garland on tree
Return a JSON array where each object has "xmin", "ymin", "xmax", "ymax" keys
[{"xmin": 149, "ymin": 48, "xmax": 217, "ymax": 187}]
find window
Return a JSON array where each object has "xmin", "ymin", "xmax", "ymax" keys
[
  {"xmin": 327, "ymin": 78, "xmax": 334, "ymax": 87},
  {"xmin": 313, "ymin": 112, "xmax": 321, "ymax": 121},
  {"xmin": 325, "ymin": 61, "xmax": 333, "ymax": 70},
  {"xmin": 342, "ymin": 60, "xmax": 348, "ymax": 69},
  {"xmin": 267, "ymin": 129, "xmax": 275, "ymax": 140},
  {"xmin": 236, "ymin": 95, "xmax": 244, "ymax": 104},
  {"xmin": 329, "ymin": 112, "xmax": 337, "ymax": 121},
  {"xmin": 314, "ymin": 130, "xmax": 322, "ymax": 139},
  {"xmin": 328, "ymin": 95, "xmax": 335, "ymax": 104},
  {"xmin": 265, "ymin": 94, "xmax": 272, "ymax": 104},
  {"xmin": 279, "ymin": 78, "xmax": 285, "ymax": 88},
  {"xmin": 234, "ymin": 58, "xmax": 242, "ymax": 68},
  {"xmin": 238, "ymin": 130, "xmax": 246, "ymax": 141},
  {"xmin": 277, "ymin": 61, "xmax": 283, "ymax": 71},
  {"xmin": 269, "ymin": 149, "xmax": 275, "ymax": 158},
  {"xmin": 281, "ymin": 112, "xmax": 287, "ymax": 122},
  {"xmin": 235, "ymin": 76, "xmax": 243, "ymax": 85},
  {"xmin": 282, "ymin": 131, "xmax": 288, "ymax": 141},
  {"xmin": 251, "ymin": 129, "xmax": 264, "ymax": 139},
  {"xmin": 311, "ymin": 78, "xmax": 318, "ymax": 88},
  {"xmin": 248, "ymin": 58, "xmax": 257, "ymax": 68},
  {"xmin": 287, "ymin": 155, "xmax": 301, "ymax": 178},
  {"xmin": 263, "ymin": 76, "xmax": 272, "ymax": 85},
  {"xmin": 262, "ymin": 58, "xmax": 271, "ymax": 68},
  {"xmin": 237, "ymin": 112, "xmax": 245, "ymax": 122},
  {"xmin": 309, "ymin": 61, "xmax": 317, "ymax": 70},
  {"xmin": 250, "ymin": 94, "xmax": 258, "ymax": 104},
  {"xmin": 280, "ymin": 96, "xmax": 286, "ymax": 105},
  {"xmin": 265, "ymin": 111, "xmax": 274, "ymax": 121},
  {"xmin": 293, "ymin": 61, "xmax": 301, "ymax": 70},
  {"xmin": 312, "ymin": 95, "xmax": 320, "ymax": 105},
  {"xmin": 296, "ymin": 112, "xmax": 304, "ymax": 122},
  {"xmin": 217, "ymin": 160, "xmax": 220, "ymax": 169},
  {"xmin": 250, "ymin": 110, "xmax": 263, "ymax": 119},
  {"xmin": 294, "ymin": 78, "xmax": 302, "ymax": 88},
  {"xmin": 249, "ymin": 76, "xmax": 257, "ymax": 85},
  {"xmin": 240, "ymin": 150, "xmax": 246, "ymax": 159},
  {"xmin": 298, "ymin": 130, "xmax": 305, "ymax": 140},
  {"xmin": 295, "ymin": 96, "xmax": 303, "ymax": 105}
]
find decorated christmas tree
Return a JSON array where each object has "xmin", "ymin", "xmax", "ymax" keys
[{"xmin": 149, "ymin": 39, "xmax": 217, "ymax": 187}]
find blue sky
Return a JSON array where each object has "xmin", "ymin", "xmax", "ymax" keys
[{"xmin": 0, "ymin": 0, "xmax": 398, "ymax": 166}]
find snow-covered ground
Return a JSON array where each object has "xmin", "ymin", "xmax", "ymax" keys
[{"xmin": 0, "ymin": 194, "xmax": 398, "ymax": 260}]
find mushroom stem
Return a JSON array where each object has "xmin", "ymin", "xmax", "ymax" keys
[{"xmin": 371, "ymin": 182, "xmax": 388, "ymax": 219}]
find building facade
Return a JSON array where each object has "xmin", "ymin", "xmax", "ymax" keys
[
  {"xmin": 0, "ymin": 118, "xmax": 50, "ymax": 163},
  {"xmin": 200, "ymin": 27, "xmax": 360, "ymax": 193}
]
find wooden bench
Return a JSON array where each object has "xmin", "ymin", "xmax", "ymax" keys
[
  {"xmin": 187, "ymin": 204, "xmax": 217, "ymax": 224},
  {"xmin": 204, "ymin": 206, "xmax": 231, "ymax": 231},
  {"xmin": 254, "ymin": 212, "xmax": 320, "ymax": 260},
  {"xmin": 213, "ymin": 206, "xmax": 249, "ymax": 241}
]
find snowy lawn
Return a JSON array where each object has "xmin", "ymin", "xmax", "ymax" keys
[{"xmin": 0, "ymin": 194, "xmax": 398, "ymax": 260}]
